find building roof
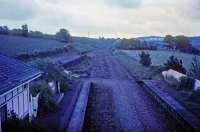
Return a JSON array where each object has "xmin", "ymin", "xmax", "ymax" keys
[{"xmin": 0, "ymin": 54, "xmax": 42, "ymax": 95}]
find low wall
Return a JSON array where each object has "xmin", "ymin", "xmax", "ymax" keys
[
  {"xmin": 67, "ymin": 81, "xmax": 91, "ymax": 132},
  {"xmin": 56, "ymin": 81, "xmax": 82, "ymax": 131},
  {"xmin": 142, "ymin": 80, "xmax": 200, "ymax": 131}
]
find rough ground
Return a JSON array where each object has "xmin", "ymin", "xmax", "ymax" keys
[{"xmin": 83, "ymin": 49, "xmax": 184, "ymax": 132}]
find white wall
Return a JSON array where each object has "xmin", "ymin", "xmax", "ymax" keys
[
  {"xmin": 7, "ymin": 100, "xmax": 12, "ymax": 118},
  {"xmin": 23, "ymin": 89, "xmax": 28, "ymax": 114},
  {"xmin": 13, "ymin": 96, "xmax": 19, "ymax": 115},
  {"xmin": 19, "ymin": 93, "xmax": 24, "ymax": 117},
  {"xmin": 5, "ymin": 85, "xmax": 29, "ymax": 119}
]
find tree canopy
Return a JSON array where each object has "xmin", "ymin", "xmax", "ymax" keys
[
  {"xmin": 164, "ymin": 35, "xmax": 199, "ymax": 54},
  {"xmin": 22, "ymin": 24, "xmax": 28, "ymax": 37},
  {"xmin": 164, "ymin": 35, "xmax": 175, "ymax": 44},
  {"xmin": 55, "ymin": 28, "xmax": 72, "ymax": 43}
]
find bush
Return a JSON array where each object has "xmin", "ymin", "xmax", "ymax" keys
[
  {"xmin": 60, "ymin": 81, "xmax": 69, "ymax": 93},
  {"xmin": 139, "ymin": 51, "xmax": 151, "ymax": 67},
  {"xmin": 38, "ymin": 88, "xmax": 57, "ymax": 117},
  {"xmin": 34, "ymin": 60, "xmax": 67, "ymax": 82},
  {"xmin": 189, "ymin": 56, "xmax": 200, "ymax": 80},
  {"xmin": 2, "ymin": 111, "xmax": 29, "ymax": 132},
  {"xmin": 30, "ymin": 81, "xmax": 48, "ymax": 97},
  {"xmin": 164, "ymin": 56, "xmax": 186, "ymax": 74},
  {"xmin": 117, "ymin": 39, "xmax": 157, "ymax": 50},
  {"xmin": 178, "ymin": 76, "xmax": 195, "ymax": 91},
  {"xmin": 2, "ymin": 111, "xmax": 52, "ymax": 132},
  {"xmin": 187, "ymin": 90, "xmax": 200, "ymax": 102},
  {"xmin": 16, "ymin": 47, "xmax": 69, "ymax": 61}
]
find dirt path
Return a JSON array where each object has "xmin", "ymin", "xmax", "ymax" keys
[{"xmin": 83, "ymin": 49, "xmax": 184, "ymax": 132}]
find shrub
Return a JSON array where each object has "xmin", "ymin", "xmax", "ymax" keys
[
  {"xmin": 34, "ymin": 60, "xmax": 67, "ymax": 82},
  {"xmin": 164, "ymin": 56, "xmax": 186, "ymax": 74},
  {"xmin": 188, "ymin": 56, "xmax": 200, "ymax": 80},
  {"xmin": 139, "ymin": 51, "xmax": 151, "ymax": 67},
  {"xmin": 178, "ymin": 76, "xmax": 195, "ymax": 91},
  {"xmin": 187, "ymin": 90, "xmax": 200, "ymax": 102},
  {"xmin": 16, "ymin": 47, "xmax": 69, "ymax": 61},
  {"xmin": 2, "ymin": 111, "xmax": 51, "ymax": 132},
  {"xmin": 30, "ymin": 80, "xmax": 48, "ymax": 97},
  {"xmin": 38, "ymin": 88, "xmax": 57, "ymax": 117},
  {"xmin": 2, "ymin": 111, "xmax": 29, "ymax": 132},
  {"xmin": 117, "ymin": 39, "xmax": 157, "ymax": 50},
  {"xmin": 60, "ymin": 81, "xmax": 69, "ymax": 93}
]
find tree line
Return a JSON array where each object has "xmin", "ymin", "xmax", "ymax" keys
[
  {"xmin": 0, "ymin": 24, "xmax": 72, "ymax": 43},
  {"xmin": 164, "ymin": 35, "xmax": 199, "ymax": 54},
  {"xmin": 117, "ymin": 38, "xmax": 157, "ymax": 50}
]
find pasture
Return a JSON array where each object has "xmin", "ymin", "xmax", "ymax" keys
[
  {"xmin": 121, "ymin": 50, "xmax": 199, "ymax": 70},
  {"xmin": 0, "ymin": 35, "xmax": 68, "ymax": 56},
  {"xmin": 114, "ymin": 50, "xmax": 162, "ymax": 80}
]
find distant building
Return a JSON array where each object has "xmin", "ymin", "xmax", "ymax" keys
[{"xmin": 0, "ymin": 54, "xmax": 42, "ymax": 132}]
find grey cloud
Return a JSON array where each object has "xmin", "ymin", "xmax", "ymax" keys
[
  {"xmin": 196, "ymin": 0, "xmax": 200, "ymax": 19},
  {"xmin": 0, "ymin": 0, "xmax": 39, "ymax": 21},
  {"xmin": 105, "ymin": 0, "xmax": 142, "ymax": 8}
]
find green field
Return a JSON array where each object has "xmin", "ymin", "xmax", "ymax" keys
[
  {"xmin": 114, "ymin": 50, "xmax": 162, "ymax": 80},
  {"xmin": 121, "ymin": 50, "xmax": 199, "ymax": 70},
  {"xmin": 0, "ymin": 35, "xmax": 68, "ymax": 56},
  {"xmin": 73, "ymin": 42, "xmax": 97, "ymax": 52},
  {"xmin": 114, "ymin": 49, "xmax": 200, "ymax": 80}
]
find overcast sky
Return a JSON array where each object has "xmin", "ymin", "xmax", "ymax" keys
[{"xmin": 0, "ymin": 0, "xmax": 199, "ymax": 38}]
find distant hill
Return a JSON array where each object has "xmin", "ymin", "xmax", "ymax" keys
[
  {"xmin": 72, "ymin": 36, "xmax": 116, "ymax": 52},
  {"xmin": 1, "ymin": 34, "xmax": 199, "ymax": 57},
  {"xmin": 136, "ymin": 36, "xmax": 200, "ymax": 49},
  {"xmin": 0, "ymin": 35, "xmax": 116, "ymax": 57},
  {"xmin": 137, "ymin": 36, "xmax": 164, "ymax": 41}
]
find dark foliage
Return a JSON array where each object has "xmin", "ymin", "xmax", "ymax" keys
[
  {"xmin": 164, "ymin": 35, "xmax": 176, "ymax": 50},
  {"xmin": 0, "ymin": 25, "xmax": 72, "ymax": 43},
  {"xmin": 139, "ymin": 51, "xmax": 152, "ymax": 67},
  {"xmin": 38, "ymin": 88, "xmax": 57, "ymax": 117},
  {"xmin": 187, "ymin": 90, "xmax": 200, "ymax": 103},
  {"xmin": 35, "ymin": 60, "xmax": 67, "ymax": 82},
  {"xmin": 2, "ymin": 111, "xmax": 29, "ymax": 132},
  {"xmin": 178, "ymin": 76, "xmax": 195, "ymax": 90},
  {"xmin": 164, "ymin": 35, "xmax": 199, "ymax": 54},
  {"xmin": 117, "ymin": 39, "xmax": 157, "ymax": 50},
  {"xmin": 164, "ymin": 56, "xmax": 186, "ymax": 74},
  {"xmin": 55, "ymin": 29, "xmax": 72, "ymax": 43},
  {"xmin": 60, "ymin": 81, "xmax": 69, "ymax": 93},
  {"xmin": 0, "ymin": 26, "xmax": 9, "ymax": 35},
  {"xmin": 188, "ymin": 56, "xmax": 200, "ymax": 80},
  {"xmin": 22, "ymin": 24, "xmax": 28, "ymax": 37},
  {"xmin": 2, "ymin": 112, "xmax": 52, "ymax": 132},
  {"xmin": 30, "ymin": 80, "xmax": 49, "ymax": 97},
  {"xmin": 16, "ymin": 47, "xmax": 69, "ymax": 61}
]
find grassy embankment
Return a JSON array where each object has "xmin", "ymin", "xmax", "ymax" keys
[{"xmin": 114, "ymin": 50, "xmax": 199, "ymax": 80}]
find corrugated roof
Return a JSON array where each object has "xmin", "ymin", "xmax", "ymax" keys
[{"xmin": 0, "ymin": 54, "xmax": 42, "ymax": 95}]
